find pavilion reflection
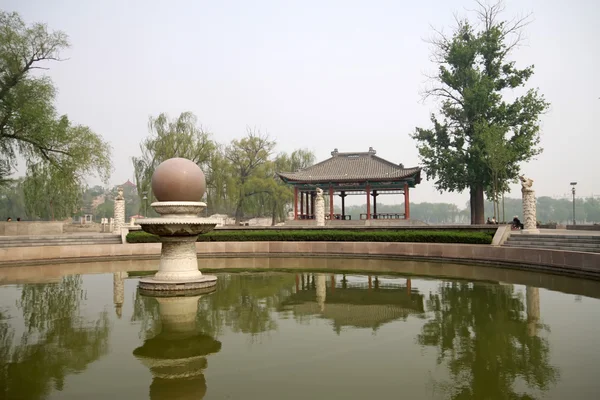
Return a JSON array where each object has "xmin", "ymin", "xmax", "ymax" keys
[
  {"xmin": 284, "ymin": 273, "xmax": 425, "ymax": 333},
  {"xmin": 133, "ymin": 290, "xmax": 221, "ymax": 400}
]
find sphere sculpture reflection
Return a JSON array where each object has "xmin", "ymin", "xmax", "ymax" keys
[
  {"xmin": 133, "ymin": 290, "xmax": 221, "ymax": 399},
  {"xmin": 137, "ymin": 158, "xmax": 217, "ymax": 292}
]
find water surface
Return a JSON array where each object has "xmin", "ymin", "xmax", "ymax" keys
[{"xmin": 1, "ymin": 258, "xmax": 599, "ymax": 399}]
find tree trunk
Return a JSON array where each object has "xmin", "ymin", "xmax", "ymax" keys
[
  {"xmin": 470, "ymin": 185, "xmax": 485, "ymax": 225},
  {"xmin": 271, "ymin": 203, "xmax": 277, "ymax": 226},
  {"xmin": 234, "ymin": 200, "xmax": 243, "ymax": 225},
  {"xmin": 470, "ymin": 190, "xmax": 475, "ymax": 225},
  {"xmin": 502, "ymin": 192, "xmax": 505, "ymax": 223}
]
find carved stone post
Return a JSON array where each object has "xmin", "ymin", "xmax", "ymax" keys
[
  {"xmin": 520, "ymin": 176, "xmax": 539, "ymax": 234},
  {"xmin": 113, "ymin": 186, "xmax": 126, "ymax": 234},
  {"xmin": 315, "ymin": 188, "xmax": 325, "ymax": 227}
]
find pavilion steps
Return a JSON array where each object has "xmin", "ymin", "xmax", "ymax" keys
[
  {"xmin": 504, "ymin": 234, "xmax": 600, "ymax": 254},
  {"xmin": 0, "ymin": 234, "xmax": 122, "ymax": 248}
]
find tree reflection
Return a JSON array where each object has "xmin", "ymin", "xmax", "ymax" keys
[
  {"xmin": 0, "ymin": 276, "xmax": 110, "ymax": 399},
  {"xmin": 417, "ymin": 282, "xmax": 558, "ymax": 399},
  {"xmin": 132, "ymin": 273, "xmax": 296, "ymax": 340}
]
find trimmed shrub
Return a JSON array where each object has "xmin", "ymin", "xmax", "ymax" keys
[{"xmin": 126, "ymin": 229, "xmax": 494, "ymax": 244}]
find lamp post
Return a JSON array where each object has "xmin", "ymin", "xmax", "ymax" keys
[
  {"xmin": 142, "ymin": 191, "xmax": 148, "ymax": 218},
  {"xmin": 570, "ymin": 182, "xmax": 577, "ymax": 225}
]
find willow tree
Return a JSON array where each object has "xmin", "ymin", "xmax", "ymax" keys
[
  {"xmin": 412, "ymin": 1, "xmax": 548, "ymax": 224},
  {"xmin": 224, "ymin": 130, "xmax": 276, "ymax": 224},
  {"xmin": 0, "ymin": 12, "xmax": 112, "ymax": 219},
  {"xmin": 132, "ymin": 112, "xmax": 215, "ymax": 210}
]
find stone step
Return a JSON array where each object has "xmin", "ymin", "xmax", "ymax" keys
[
  {"xmin": 505, "ymin": 240, "xmax": 600, "ymax": 248},
  {"xmin": 0, "ymin": 240, "xmax": 122, "ymax": 248},
  {"xmin": 503, "ymin": 243, "xmax": 600, "ymax": 253},
  {"xmin": 504, "ymin": 242, "xmax": 600, "ymax": 251},
  {"xmin": 512, "ymin": 234, "xmax": 600, "ymax": 241}
]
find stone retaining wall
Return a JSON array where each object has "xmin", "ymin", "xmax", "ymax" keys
[
  {"xmin": 0, "ymin": 221, "xmax": 64, "ymax": 236},
  {"xmin": 1, "ymin": 241, "xmax": 598, "ymax": 279}
]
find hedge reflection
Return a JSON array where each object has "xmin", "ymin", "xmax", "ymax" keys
[
  {"xmin": 0, "ymin": 276, "xmax": 110, "ymax": 399},
  {"xmin": 417, "ymin": 282, "xmax": 558, "ymax": 399}
]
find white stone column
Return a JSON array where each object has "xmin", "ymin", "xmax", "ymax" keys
[
  {"xmin": 315, "ymin": 188, "xmax": 325, "ymax": 227},
  {"xmin": 520, "ymin": 176, "xmax": 539, "ymax": 234},
  {"xmin": 113, "ymin": 186, "xmax": 125, "ymax": 234}
]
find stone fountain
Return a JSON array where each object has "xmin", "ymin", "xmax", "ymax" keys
[{"xmin": 138, "ymin": 158, "xmax": 218, "ymax": 292}]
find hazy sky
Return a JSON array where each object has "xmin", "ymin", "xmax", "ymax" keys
[{"xmin": 4, "ymin": 0, "xmax": 599, "ymax": 207}]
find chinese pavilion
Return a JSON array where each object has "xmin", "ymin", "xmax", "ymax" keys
[{"xmin": 276, "ymin": 147, "xmax": 422, "ymax": 221}]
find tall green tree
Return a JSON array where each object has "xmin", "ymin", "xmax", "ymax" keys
[
  {"xmin": 267, "ymin": 149, "xmax": 315, "ymax": 225},
  {"xmin": 412, "ymin": 1, "xmax": 549, "ymax": 224},
  {"xmin": 0, "ymin": 12, "xmax": 112, "ymax": 218},
  {"xmin": 224, "ymin": 129, "xmax": 276, "ymax": 224},
  {"xmin": 132, "ymin": 112, "xmax": 215, "ymax": 209}
]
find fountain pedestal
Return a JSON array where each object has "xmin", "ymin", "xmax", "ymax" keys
[{"xmin": 138, "ymin": 201, "xmax": 217, "ymax": 292}]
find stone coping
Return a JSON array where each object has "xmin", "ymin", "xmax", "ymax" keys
[{"xmin": 0, "ymin": 241, "xmax": 598, "ymax": 280}]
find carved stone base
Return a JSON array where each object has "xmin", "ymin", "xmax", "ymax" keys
[
  {"xmin": 521, "ymin": 229, "xmax": 540, "ymax": 234},
  {"xmin": 139, "ymin": 275, "xmax": 217, "ymax": 292}
]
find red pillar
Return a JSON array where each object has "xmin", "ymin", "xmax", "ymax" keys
[
  {"xmin": 330, "ymin": 275, "xmax": 335, "ymax": 291},
  {"xmin": 300, "ymin": 191, "xmax": 304, "ymax": 219},
  {"xmin": 406, "ymin": 278, "xmax": 411, "ymax": 294},
  {"xmin": 368, "ymin": 275, "xmax": 372, "ymax": 290},
  {"xmin": 329, "ymin": 186, "xmax": 334, "ymax": 220},
  {"xmin": 366, "ymin": 184, "xmax": 371, "ymax": 220},
  {"xmin": 404, "ymin": 183, "xmax": 410, "ymax": 219},
  {"xmin": 294, "ymin": 187, "xmax": 298, "ymax": 220}
]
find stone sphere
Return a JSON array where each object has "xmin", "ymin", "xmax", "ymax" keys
[{"xmin": 151, "ymin": 158, "xmax": 206, "ymax": 202}]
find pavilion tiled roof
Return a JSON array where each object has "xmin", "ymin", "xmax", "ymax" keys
[{"xmin": 277, "ymin": 148, "xmax": 421, "ymax": 183}]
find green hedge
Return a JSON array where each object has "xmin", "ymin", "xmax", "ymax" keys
[{"xmin": 126, "ymin": 229, "xmax": 494, "ymax": 244}]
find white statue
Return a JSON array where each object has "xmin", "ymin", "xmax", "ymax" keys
[
  {"xmin": 315, "ymin": 188, "xmax": 325, "ymax": 227},
  {"xmin": 519, "ymin": 175, "xmax": 538, "ymax": 233},
  {"xmin": 519, "ymin": 175, "xmax": 534, "ymax": 190},
  {"xmin": 116, "ymin": 186, "xmax": 124, "ymax": 201}
]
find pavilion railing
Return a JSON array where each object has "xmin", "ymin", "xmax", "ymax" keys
[{"xmin": 359, "ymin": 213, "xmax": 405, "ymax": 220}]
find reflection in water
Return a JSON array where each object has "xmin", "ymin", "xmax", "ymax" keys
[
  {"xmin": 0, "ymin": 275, "xmax": 110, "ymax": 399},
  {"xmin": 2, "ymin": 268, "xmax": 597, "ymax": 398},
  {"xmin": 418, "ymin": 282, "xmax": 558, "ymax": 399},
  {"xmin": 133, "ymin": 292, "xmax": 221, "ymax": 400},
  {"xmin": 282, "ymin": 274, "xmax": 425, "ymax": 333},
  {"xmin": 113, "ymin": 271, "xmax": 126, "ymax": 319}
]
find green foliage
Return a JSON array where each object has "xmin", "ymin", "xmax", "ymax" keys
[
  {"xmin": 224, "ymin": 130, "xmax": 276, "ymax": 223},
  {"xmin": 0, "ymin": 12, "xmax": 112, "ymax": 219},
  {"xmin": 412, "ymin": 2, "xmax": 549, "ymax": 224},
  {"xmin": 132, "ymin": 111, "xmax": 215, "ymax": 210},
  {"xmin": 126, "ymin": 229, "xmax": 495, "ymax": 244},
  {"xmin": 0, "ymin": 178, "xmax": 27, "ymax": 219}
]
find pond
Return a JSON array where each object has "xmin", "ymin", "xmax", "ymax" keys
[{"xmin": 1, "ymin": 257, "xmax": 599, "ymax": 399}]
